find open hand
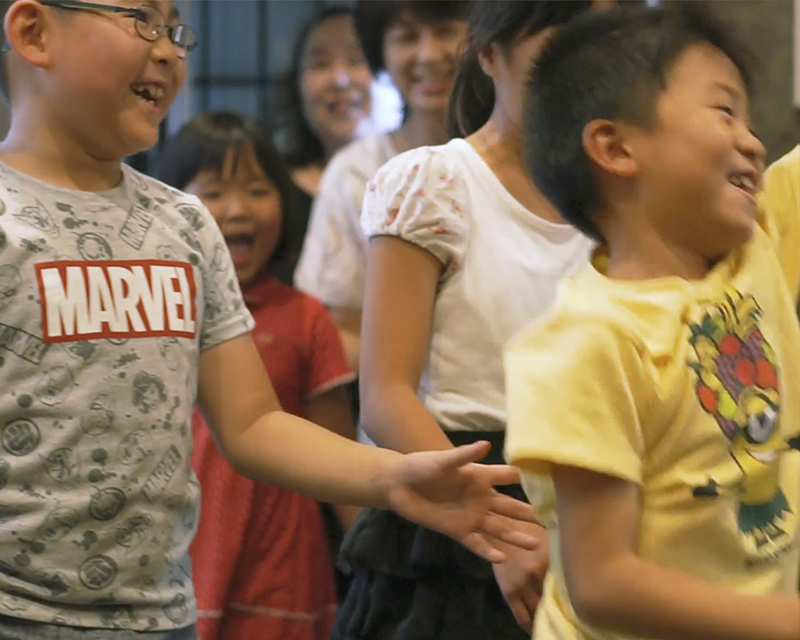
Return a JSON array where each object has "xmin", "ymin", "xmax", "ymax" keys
[{"xmin": 380, "ymin": 441, "xmax": 542, "ymax": 562}]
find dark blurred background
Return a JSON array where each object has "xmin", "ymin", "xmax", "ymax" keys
[{"xmin": 0, "ymin": 0, "xmax": 794, "ymax": 164}]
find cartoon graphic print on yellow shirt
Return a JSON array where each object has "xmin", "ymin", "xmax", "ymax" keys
[{"xmin": 688, "ymin": 288, "xmax": 800, "ymax": 549}]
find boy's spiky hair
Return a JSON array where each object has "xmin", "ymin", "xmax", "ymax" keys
[
  {"xmin": 525, "ymin": 4, "xmax": 756, "ymax": 242},
  {"xmin": 0, "ymin": 0, "xmax": 15, "ymax": 102}
]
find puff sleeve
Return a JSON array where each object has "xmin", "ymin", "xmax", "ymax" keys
[{"xmin": 361, "ymin": 147, "xmax": 470, "ymax": 278}]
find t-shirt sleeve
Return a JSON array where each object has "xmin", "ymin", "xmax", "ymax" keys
[
  {"xmin": 186, "ymin": 198, "xmax": 255, "ymax": 350},
  {"xmin": 304, "ymin": 296, "xmax": 356, "ymax": 400},
  {"xmin": 294, "ymin": 151, "xmax": 371, "ymax": 309},
  {"xmin": 361, "ymin": 147, "xmax": 470, "ymax": 276},
  {"xmin": 757, "ymin": 146, "xmax": 800, "ymax": 299},
  {"xmin": 504, "ymin": 314, "xmax": 650, "ymax": 484}
]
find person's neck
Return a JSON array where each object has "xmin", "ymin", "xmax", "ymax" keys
[
  {"xmin": 0, "ymin": 106, "xmax": 124, "ymax": 192},
  {"xmin": 467, "ymin": 113, "xmax": 565, "ymax": 224},
  {"xmin": 600, "ymin": 208, "xmax": 713, "ymax": 281},
  {"xmin": 291, "ymin": 163, "xmax": 324, "ymax": 197},
  {"xmin": 468, "ymin": 115, "xmax": 523, "ymax": 170},
  {"xmin": 392, "ymin": 109, "xmax": 448, "ymax": 154}
]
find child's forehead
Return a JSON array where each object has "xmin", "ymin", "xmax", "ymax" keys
[
  {"xmin": 114, "ymin": 0, "xmax": 180, "ymax": 19},
  {"xmin": 665, "ymin": 43, "xmax": 749, "ymax": 99}
]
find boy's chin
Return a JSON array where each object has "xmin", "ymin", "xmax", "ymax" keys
[
  {"xmin": 121, "ymin": 131, "xmax": 160, "ymax": 158},
  {"xmin": 709, "ymin": 218, "xmax": 754, "ymax": 258}
]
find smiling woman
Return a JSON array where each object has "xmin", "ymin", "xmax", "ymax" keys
[{"xmin": 293, "ymin": 0, "xmax": 471, "ymax": 374}]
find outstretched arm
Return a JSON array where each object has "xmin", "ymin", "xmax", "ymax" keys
[
  {"xmin": 197, "ymin": 334, "xmax": 540, "ymax": 562},
  {"xmin": 552, "ymin": 464, "xmax": 800, "ymax": 640}
]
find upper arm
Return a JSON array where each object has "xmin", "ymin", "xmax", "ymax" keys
[
  {"xmin": 197, "ymin": 333, "xmax": 281, "ymax": 454},
  {"xmin": 361, "ymin": 236, "xmax": 442, "ymax": 401},
  {"xmin": 504, "ymin": 314, "xmax": 650, "ymax": 618},
  {"xmin": 552, "ymin": 464, "xmax": 640, "ymax": 616},
  {"xmin": 359, "ymin": 148, "xmax": 471, "ymax": 405}
]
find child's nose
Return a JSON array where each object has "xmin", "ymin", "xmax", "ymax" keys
[
  {"xmin": 222, "ymin": 193, "xmax": 249, "ymax": 220},
  {"xmin": 417, "ymin": 30, "xmax": 445, "ymax": 64},
  {"xmin": 331, "ymin": 62, "xmax": 351, "ymax": 89},
  {"xmin": 738, "ymin": 124, "xmax": 766, "ymax": 169},
  {"xmin": 151, "ymin": 29, "xmax": 181, "ymax": 65}
]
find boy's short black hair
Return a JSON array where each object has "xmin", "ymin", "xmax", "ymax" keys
[
  {"xmin": 353, "ymin": 0, "xmax": 472, "ymax": 75},
  {"xmin": 0, "ymin": 0, "xmax": 14, "ymax": 102},
  {"xmin": 158, "ymin": 111, "xmax": 296, "ymax": 274},
  {"xmin": 525, "ymin": 5, "xmax": 756, "ymax": 242}
]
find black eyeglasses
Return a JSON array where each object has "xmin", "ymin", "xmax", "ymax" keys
[{"xmin": 39, "ymin": 1, "xmax": 197, "ymax": 59}]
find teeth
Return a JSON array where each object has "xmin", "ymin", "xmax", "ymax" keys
[
  {"xmin": 132, "ymin": 84, "xmax": 165, "ymax": 104},
  {"xmin": 730, "ymin": 174, "xmax": 755, "ymax": 194}
]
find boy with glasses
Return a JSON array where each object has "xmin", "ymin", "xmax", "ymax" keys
[{"xmin": 0, "ymin": 2, "xmax": 539, "ymax": 638}]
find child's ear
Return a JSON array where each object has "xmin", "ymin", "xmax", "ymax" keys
[
  {"xmin": 476, "ymin": 43, "xmax": 502, "ymax": 80},
  {"xmin": 581, "ymin": 119, "xmax": 639, "ymax": 179},
  {"xmin": 5, "ymin": 0, "xmax": 52, "ymax": 70}
]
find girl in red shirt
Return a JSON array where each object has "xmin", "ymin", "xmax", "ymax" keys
[{"xmin": 159, "ymin": 111, "xmax": 358, "ymax": 640}]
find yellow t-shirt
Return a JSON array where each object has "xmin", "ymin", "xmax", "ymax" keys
[{"xmin": 505, "ymin": 146, "xmax": 800, "ymax": 640}]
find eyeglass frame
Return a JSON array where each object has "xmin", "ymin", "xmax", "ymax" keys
[{"xmin": 2, "ymin": 0, "xmax": 198, "ymax": 58}]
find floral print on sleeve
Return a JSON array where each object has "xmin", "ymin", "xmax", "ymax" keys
[{"xmin": 361, "ymin": 149, "xmax": 470, "ymax": 279}]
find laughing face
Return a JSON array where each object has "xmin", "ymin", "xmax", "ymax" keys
[
  {"xmin": 299, "ymin": 14, "xmax": 373, "ymax": 155},
  {"xmin": 41, "ymin": 0, "xmax": 187, "ymax": 159},
  {"xmin": 185, "ymin": 145, "xmax": 283, "ymax": 287},
  {"xmin": 627, "ymin": 43, "xmax": 766, "ymax": 262},
  {"xmin": 383, "ymin": 12, "xmax": 468, "ymax": 116}
]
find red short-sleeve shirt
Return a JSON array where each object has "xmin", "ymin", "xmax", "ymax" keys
[{"xmin": 191, "ymin": 276, "xmax": 354, "ymax": 640}]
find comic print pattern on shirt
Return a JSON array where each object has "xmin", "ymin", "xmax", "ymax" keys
[
  {"xmin": 0, "ymin": 162, "xmax": 254, "ymax": 631},
  {"xmin": 688, "ymin": 288, "xmax": 800, "ymax": 556}
]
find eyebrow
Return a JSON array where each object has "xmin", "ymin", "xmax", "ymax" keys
[
  {"xmin": 712, "ymin": 82, "xmax": 743, "ymax": 101},
  {"xmin": 162, "ymin": 1, "xmax": 180, "ymax": 20}
]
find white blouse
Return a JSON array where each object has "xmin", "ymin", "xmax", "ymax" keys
[
  {"xmin": 362, "ymin": 139, "xmax": 595, "ymax": 432},
  {"xmin": 294, "ymin": 133, "xmax": 397, "ymax": 309}
]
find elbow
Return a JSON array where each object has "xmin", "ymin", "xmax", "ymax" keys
[
  {"xmin": 358, "ymin": 381, "xmax": 401, "ymax": 446},
  {"xmin": 565, "ymin": 567, "xmax": 627, "ymax": 629},
  {"xmin": 358, "ymin": 389, "xmax": 383, "ymax": 443},
  {"xmin": 216, "ymin": 437, "xmax": 246, "ymax": 474}
]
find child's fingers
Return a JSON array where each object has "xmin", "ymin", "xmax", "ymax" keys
[
  {"xmin": 479, "ymin": 511, "xmax": 542, "ymax": 551},
  {"xmin": 488, "ymin": 492, "xmax": 541, "ymax": 525},
  {"xmin": 460, "ymin": 531, "xmax": 507, "ymax": 563},
  {"xmin": 480, "ymin": 463, "xmax": 522, "ymax": 486},
  {"xmin": 437, "ymin": 440, "xmax": 492, "ymax": 469},
  {"xmin": 506, "ymin": 595, "xmax": 533, "ymax": 632}
]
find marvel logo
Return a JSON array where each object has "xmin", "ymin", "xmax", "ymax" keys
[{"xmin": 36, "ymin": 260, "xmax": 197, "ymax": 343}]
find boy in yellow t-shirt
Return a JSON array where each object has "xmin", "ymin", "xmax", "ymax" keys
[{"xmin": 505, "ymin": 5, "xmax": 800, "ymax": 640}]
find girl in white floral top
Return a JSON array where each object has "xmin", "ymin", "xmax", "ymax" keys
[{"xmin": 333, "ymin": 2, "xmax": 615, "ymax": 640}]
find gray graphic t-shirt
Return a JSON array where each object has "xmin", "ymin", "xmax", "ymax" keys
[{"xmin": 0, "ymin": 162, "xmax": 254, "ymax": 630}]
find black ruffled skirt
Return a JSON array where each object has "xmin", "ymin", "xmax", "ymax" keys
[{"xmin": 332, "ymin": 431, "xmax": 531, "ymax": 640}]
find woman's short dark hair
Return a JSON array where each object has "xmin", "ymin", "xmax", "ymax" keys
[
  {"xmin": 353, "ymin": 0, "xmax": 473, "ymax": 76},
  {"xmin": 275, "ymin": 4, "xmax": 354, "ymax": 169},
  {"xmin": 526, "ymin": 4, "xmax": 756, "ymax": 242},
  {"xmin": 158, "ymin": 111, "xmax": 296, "ymax": 273},
  {"xmin": 446, "ymin": 0, "xmax": 594, "ymax": 138}
]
